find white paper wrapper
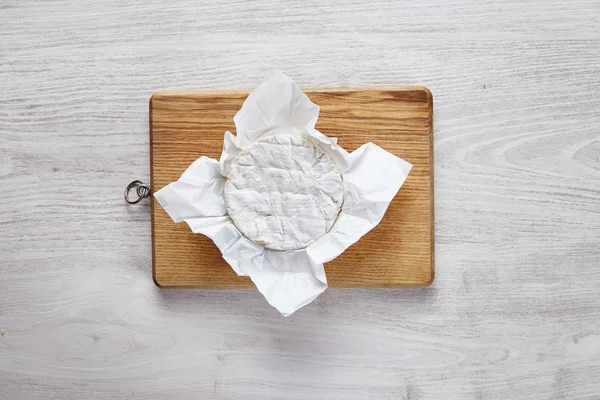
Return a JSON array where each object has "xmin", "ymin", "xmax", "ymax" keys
[{"xmin": 154, "ymin": 72, "xmax": 412, "ymax": 316}]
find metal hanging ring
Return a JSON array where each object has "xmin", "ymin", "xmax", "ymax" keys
[{"xmin": 125, "ymin": 180, "xmax": 151, "ymax": 204}]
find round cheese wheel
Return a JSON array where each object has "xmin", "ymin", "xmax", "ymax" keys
[{"xmin": 224, "ymin": 135, "xmax": 343, "ymax": 251}]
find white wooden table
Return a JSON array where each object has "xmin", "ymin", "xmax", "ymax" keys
[{"xmin": 1, "ymin": 1, "xmax": 599, "ymax": 398}]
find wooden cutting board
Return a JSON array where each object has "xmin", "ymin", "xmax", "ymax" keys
[{"xmin": 150, "ymin": 87, "xmax": 434, "ymax": 288}]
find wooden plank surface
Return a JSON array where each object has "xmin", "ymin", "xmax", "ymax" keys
[
  {"xmin": 151, "ymin": 88, "xmax": 433, "ymax": 288},
  {"xmin": 2, "ymin": 0, "xmax": 600, "ymax": 399}
]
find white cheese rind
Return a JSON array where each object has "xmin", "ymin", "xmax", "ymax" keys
[{"xmin": 224, "ymin": 135, "xmax": 343, "ymax": 251}]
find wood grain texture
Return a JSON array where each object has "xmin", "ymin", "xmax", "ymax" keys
[
  {"xmin": 151, "ymin": 88, "xmax": 434, "ymax": 288},
  {"xmin": 1, "ymin": 0, "xmax": 600, "ymax": 399}
]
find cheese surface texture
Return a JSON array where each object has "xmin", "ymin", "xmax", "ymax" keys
[{"xmin": 224, "ymin": 135, "xmax": 343, "ymax": 251}]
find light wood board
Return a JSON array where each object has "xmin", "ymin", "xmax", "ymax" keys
[
  {"xmin": 150, "ymin": 88, "xmax": 434, "ymax": 288},
  {"xmin": 4, "ymin": 1, "xmax": 600, "ymax": 398}
]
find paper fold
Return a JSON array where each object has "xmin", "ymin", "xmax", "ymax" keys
[{"xmin": 155, "ymin": 72, "xmax": 412, "ymax": 316}]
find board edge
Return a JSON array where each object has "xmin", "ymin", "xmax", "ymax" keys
[{"xmin": 149, "ymin": 94, "xmax": 163, "ymax": 288}]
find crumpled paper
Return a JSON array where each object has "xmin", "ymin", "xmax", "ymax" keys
[{"xmin": 154, "ymin": 72, "xmax": 412, "ymax": 316}]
